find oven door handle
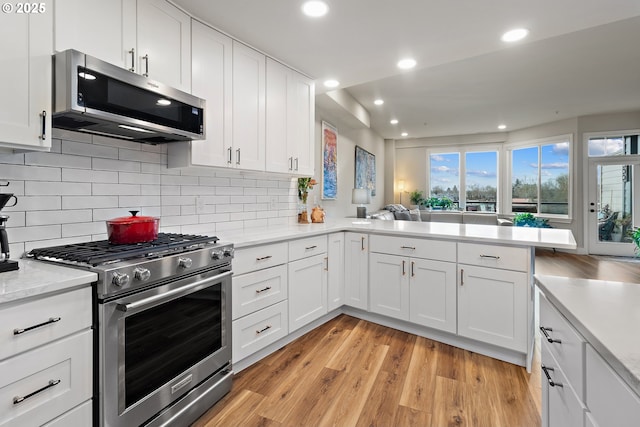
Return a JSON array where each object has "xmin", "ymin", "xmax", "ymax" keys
[{"xmin": 116, "ymin": 270, "xmax": 232, "ymax": 313}]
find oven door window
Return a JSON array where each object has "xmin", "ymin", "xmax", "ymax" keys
[{"xmin": 124, "ymin": 284, "xmax": 222, "ymax": 408}]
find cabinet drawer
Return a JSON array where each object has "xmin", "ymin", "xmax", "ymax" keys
[
  {"xmin": 234, "ymin": 242, "xmax": 288, "ymax": 275},
  {"xmin": 539, "ymin": 294, "xmax": 586, "ymax": 400},
  {"xmin": 232, "ymin": 300, "xmax": 288, "ymax": 363},
  {"xmin": 233, "ymin": 264, "xmax": 288, "ymax": 320},
  {"xmin": 0, "ymin": 287, "xmax": 92, "ymax": 361},
  {"xmin": 586, "ymin": 344, "xmax": 640, "ymax": 427},
  {"xmin": 369, "ymin": 235, "xmax": 456, "ymax": 262},
  {"xmin": 42, "ymin": 400, "xmax": 92, "ymax": 427},
  {"xmin": 0, "ymin": 331, "xmax": 92, "ymax": 427},
  {"xmin": 458, "ymin": 242, "xmax": 529, "ymax": 272},
  {"xmin": 541, "ymin": 344, "xmax": 586, "ymax": 427},
  {"xmin": 288, "ymin": 235, "xmax": 327, "ymax": 261}
]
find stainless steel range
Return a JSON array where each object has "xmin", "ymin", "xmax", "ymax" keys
[{"xmin": 28, "ymin": 233, "xmax": 233, "ymax": 427}]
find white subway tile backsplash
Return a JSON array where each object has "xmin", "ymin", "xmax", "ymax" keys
[
  {"xmin": 26, "ymin": 209, "xmax": 92, "ymax": 226},
  {"xmin": 4, "ymin": 132, "xmax": 298, "ymax": 258},
  {"xmin": 1, "ymin": 164, "xmax": 61, "ymax": 181}
]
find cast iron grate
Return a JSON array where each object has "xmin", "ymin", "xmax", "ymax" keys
[{"xmin": 27, "ymin": 233, "xmax": 219, "ymax": 266}]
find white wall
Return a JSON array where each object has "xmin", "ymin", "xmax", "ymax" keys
[
  {"xmin": 0, "ymin": 129, "xmax": 298, "ymax": 259},
  {"xmin": 312, "ymin": 107, "xmax": 386, "ymax": 218}
]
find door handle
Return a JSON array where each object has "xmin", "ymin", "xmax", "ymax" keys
[
  {"xmin": 460, "ymin": 268, "xmax": 464, "ymax": 286},
  {"xmin": 40, "ymin": 111, "xmax": 46, "ymax": 141},
  {"xmin": 411, "ymin": 261, "xmax": 415, "ymax": 277},
  {"xmin": 402, "ymin": 260, "xmax": 406, "ymax": 276},
  {"xmin": 142, "ymin": 54, "xmax": 149, "ymax": 77},
  {"xmin": 236, "ymin": 148, "xmax": 241, "ymax": 165},
  {"xmin": 227, "ymin": 147, "xmax": 232, "ymax": 164},
  {"xmin": 361, "ymin": 236, "xmax": 365, "ymax": 251}
]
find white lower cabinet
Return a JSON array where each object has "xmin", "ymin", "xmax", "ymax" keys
[
  {"xmin": 458, "ymin": 264, "xmax": 528, "ymax": 352},
  {"xmin": 344, "ymin": 233, "xmax": 368, "ymax": 310},
  {"xmin": 42, "ymin": 401, "xmax": 92, "ymax": 427},
  {"xmin": 232, "ymin": 300, "xmax": 288, "ymax": 363},
  {"xmin": 327, "ymin": 232, "xmax": 345, "ymax": 311},
  {"xmin": 369, "ymin": 253, "xmax": 457, "ymax": 333},
  {"xmin": 288, "ymin": 253, "xmax": 328, "ymax": 332}
]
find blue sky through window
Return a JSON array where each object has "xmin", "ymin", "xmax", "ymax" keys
[{"xmin": 465, "ymin": 151, "xmax": 497, "ymax": 188}]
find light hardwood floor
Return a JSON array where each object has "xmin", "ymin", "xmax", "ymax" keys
[{"xmin": 193, "ymin": 250, "xmax": 639, "ymax": 427}]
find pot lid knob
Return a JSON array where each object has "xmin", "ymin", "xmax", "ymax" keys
[{"xmin": 129, "ymin": 210, "xmax": 139, "ymax": 217}]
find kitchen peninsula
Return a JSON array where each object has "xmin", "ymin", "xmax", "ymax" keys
[{"xmin": 223, "ymin": 219, "xmax": 576, "ymax": 373}]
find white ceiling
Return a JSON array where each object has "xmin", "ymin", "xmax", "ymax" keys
[{"xmin": 173, "ymin": 0, "xmax": 640, "ymax": 139}]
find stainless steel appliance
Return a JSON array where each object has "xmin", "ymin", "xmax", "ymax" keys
[
  {"xmin": 28, "ymin": 233, "xmax": 233, "ymax": 426},
  {"xmin": 0, "ymin": 188, "xmax": 18, "ymax": 272},
  {"xmin": 53, "ymin": 49, "xmax": 206, "ymax": 144}
]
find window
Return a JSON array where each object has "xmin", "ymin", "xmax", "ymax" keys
[
  {"xmin": 429, "ymin": 152, "xmax": 460, "ymax": 206},
  {"xmin": 588, "ymin": 134, "xmax": 639, "ymax": 157},
  {"xmin": 465, "ymin": 151, "xmax": 498, "ymax": 212},
  {"xmin": 509, "ymin": 136, "xmax": 570, "ymax": 216}
]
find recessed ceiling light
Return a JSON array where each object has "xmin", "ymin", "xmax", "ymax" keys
[
  {"xmin": 374, "ymin": 99, "xmax": 384, "ymax": 106},
  {"xmin": 401, "ymin": 132, "xmax": 408, "ymax": 137},
  {"xmin": 390, "ymin": 119, "xmax": 399, "ymax": 125},
  {"xmin": 302, "ymin": 1, "xmax": 328, "ymax": 17},
  {"xmin": 498, "ymin": 124, "xmax": 507, "ymax": 130},
  {"xmin": 397, "ymin": 58, "xmax": 417, "ymax": 70},
  {"xmin": 323, "ymin": 79, "xmax": 340, "ymax": 88},
  {"xmin": 501, "ymin": 28, "xmax": 529, "ymax": 42}
]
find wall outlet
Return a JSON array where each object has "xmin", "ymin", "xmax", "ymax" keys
[
  {"xmin": 269, "ymin": 196, "xmax": 278, "ymax": 210},
  {"xmin": 195, "ymin": 196, "xmax": 205, "ymax": 214}
]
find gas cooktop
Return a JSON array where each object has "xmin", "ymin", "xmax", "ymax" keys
[{"xmin": 27, "ymin": 233, "xmax": 219, "ymax": 266}]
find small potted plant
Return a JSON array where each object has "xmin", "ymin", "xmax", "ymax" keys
[
  {"xmin": 408, "ymin": 190, "xmax": 424, "ymax": 208},
  {"xmin": 513, "ymin": 212, "xmax": 551, "ymax": 228}
]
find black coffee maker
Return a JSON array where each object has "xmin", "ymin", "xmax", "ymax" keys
[{"xmin": 0, "ymin": 186, "xmax": 19, "ymax": 272}]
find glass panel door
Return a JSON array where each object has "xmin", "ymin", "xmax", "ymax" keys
[{"xmin": 587, "ymin": 158, "xmax": 640, "ymax": 256}]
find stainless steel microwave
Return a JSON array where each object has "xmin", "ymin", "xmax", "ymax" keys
[{"xmin": 53, "ymin": 49, "xmax": 205, "ymax": 144}]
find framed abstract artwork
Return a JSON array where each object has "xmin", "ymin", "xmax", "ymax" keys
[
  {"xmin": 321, "ymin": 121, "xmax": 338, "ymax": 200},
  {"xmin": 355, "ymin": 145, "xmax": 376, "ymax": 196}
]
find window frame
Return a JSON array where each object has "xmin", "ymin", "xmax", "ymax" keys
[
  {"xmin": 504, "ymin": 134, "xmax": 573, "ymax": 220},
  {"xmin": 426, "ymin": 143, "xmax": 501, "ymax": 212}
]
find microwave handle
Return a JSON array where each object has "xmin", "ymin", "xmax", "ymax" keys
[{"xmin": 116, "ymin": 270, "xmax": 232, "ymax": 314}]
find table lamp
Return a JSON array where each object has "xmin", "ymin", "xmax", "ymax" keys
[{"xmin": 352, "ymin": 188, "xmax": 371, "ymax": 218}]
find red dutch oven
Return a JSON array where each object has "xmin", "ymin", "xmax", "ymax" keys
[{"xmin": 106, "ymin": 211, "xmax": 159, "ymax": 244}]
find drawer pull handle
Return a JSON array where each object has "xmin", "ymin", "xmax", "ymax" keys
[
  {"xmin": 256, "ymin": 325, "xmax": 272, "ymax": 334},
  {"xmin": 255, "ymin": 286, "xmax": 272, "ymax": 294},
  {"xmin": 256, "ymin": 255, "xmax": 273, "ymax": 261},
  {"xmin": 539, "ymin": 326, "xmax": 562, "ymax": 344},
  {"xmin": 541, "ymin": 365, "xmax": 563, "ymax": 388},
  {"xmin": 480, "ymin": 254, "xmax": 500, "ymax": 260},
  {"xmin": 13, "ymin": 317, "xmax": 61, "ymax": 335},
  {"xmin": 305, "ymin": 245, "xmax": 317, "ymax": 250},
  {"xmin": 13, "ymin": 379, "xmax": 61, "ymax": 404},
  {"xmin": 401, "ymin": 246, "xmax": 416, "ymax": 250},
  {"xmin": 361, "ymin": 236, "xmax": 365, "ymax": 251}
]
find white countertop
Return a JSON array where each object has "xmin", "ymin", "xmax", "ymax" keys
[
  {"xmin": 0, "ymin": 260, "xmax": 97, "ymax": 305},
  {"xmin": 220, "ymin": 218, "xmax": 577, "ymax": 250},
  {"xmin": 535, "ymin": 274, "xmax": 640, "ymax": 397}
]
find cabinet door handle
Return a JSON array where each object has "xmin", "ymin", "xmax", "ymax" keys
[
  {"xmin": 324, "ymin": 256, "xmax": 328, "ymax": 271},
  {"xmin": 401, "ymin": 246, "xmax": 416, "ymax": 250},
  {"xmin": 13, "ymin": 379, "xmax": 61, "ymax": 404},
  {"xmin": 13, "ymin": 317, "xmax": 61, "ymax": 335},
  {"xmin": 411, "ymin": 261, "xmax": 415, "ymax": 277},
  {"xmin": 236, "ymin": 148, "xmax": 241, "ymax": 165},
  {"xmin": 480, "ymin": 254, "xmax": 500, "ymax": 260},
  {"xmin": 128, "ymin": 48, "xmax": 135, "ymax": 72},
  {"xmin": 295, "ymin": 157, "xmax": 299, "ymax": 171},
  {"xmin": 541, "ymin": 365, "xmax": 563, "ymax": 388},
  {"xmin": 289, "ymin": 157, "xmax": 293, "ymax": 171},
  {"xmin": 460, "ymin": 268, "xmax": 464, "ymax": 286},
  {"xmin": 402, "ymin": 260, "xmax": 406, "ymax": 276},
  {"xmin": 305, "ymin": 245, "xmax": 317, "ymax": 250},
  {"xmin": 227, "ymin": 147, "xmax": 233, "ymax": 164},
  {"xmin": 256, "ymin": 255, "xmax": 273, "ymax": 261},
  {"xmin": 256, "ymin": 325, "xmax": 272, "ymax": 334},
  {"xmin": 539, "ymin": 326, "xmax": 562, "ymax": 344},
  {"xmin": 40, "ymin": 110, "xmax": 46, "ymax": 140},
  {"xmin": 142, "ymin": 54, "xmax": 149, "ymax": 77},
  {"xmin": 255, "ymin": 286, "xmax": 272, "ymax": 294},
  {"xmin": 361, "ymin": 236, "xmax": 365, "ymax": 251}
]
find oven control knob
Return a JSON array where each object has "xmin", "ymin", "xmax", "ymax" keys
[
  {"xmin": 112, "ymin": 272, "xmax": 130, "ymax": 287},
  {"xmin": 134, "ymin": 267, "xmax": 151, "ymax": 281},
  {"xmin": 223, "ymin": 248, "xmax": 234, "ymax": 258},
  {"xmin": 178, "ymin": 257, "xmax": 193, "ymax": 269},
  {"xmin": 211, "ymin": 250, "xmax": 224, "ymax": 260}
]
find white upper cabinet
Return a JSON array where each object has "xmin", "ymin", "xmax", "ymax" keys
[
  {"xmin": 136, "ymin": 0, "xmax": 191, "ymax": 91},
  {"xmin": 54, "ymin": 0, "xmax": 135, "ymax": 69},
  {"xmin": 54, "ymin": 0, "xmax": 190, "ymax": 91},
  {"xmin": 0, "ymin": 1, "xmax": 52, "ymax": 150},
  {"xmin": 232, "ymin": 41, "xmax": 265, "ymax": 171},
  {"xmin": 265, "ymin": 58, "xmax": 315, "ymax": 175}
]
